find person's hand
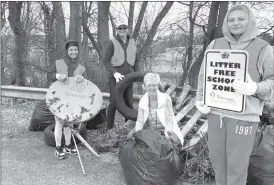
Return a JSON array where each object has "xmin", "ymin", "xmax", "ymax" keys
[
  {"xmin": 195, "ymin": 101, "xmax": 211, "ymax": 114},
  {"xmin": 114, "ymin": 72, "xmax": 124, "ymax": 83},
  {"xmin": 75, "ymin": 75, "xmax": 84, "ymax": 83},
  {"xmin": 164, "ymin": 130, "xmax": 170, "ymax": 138},
  {"xmin": 232, "ymin": 74, "xmax": 257, "ymax": 96},
  {"xmin": 56, "ymin": 73, "xmax": 67, "ymax": 83},
  {"xmin": 127, "ymin": 128, "xmax": 135, "ymax": 139}
]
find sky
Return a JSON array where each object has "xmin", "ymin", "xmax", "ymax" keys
[
  {"xmin": 61, "ymin": 1, "xmax": 274, "ymax": 39},
  {"xmin": 2, "ymin": 1, "xmax": 273, "ymax": 38}
]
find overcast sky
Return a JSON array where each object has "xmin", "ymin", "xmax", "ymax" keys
[{"xmin": 61, "ymin": 1, "xmax": 273, "ymax": 39}]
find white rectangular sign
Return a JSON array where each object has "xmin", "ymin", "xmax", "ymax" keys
[{"xmin": 203, "ymin": 49, "xmax": 248, "ymax": 113}]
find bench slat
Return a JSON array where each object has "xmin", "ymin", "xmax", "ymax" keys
[
  {"xmin": 175, "ymin": 85, "xmax": 191, "ymax": 110},
  {"xmin": 180, "ymin": 110, "xmax": 202, "ymax": 138},
  {"xmin": 182, "ymin": 120, "xmax": 208, "ymax": 150},
  {"xmin": 175, "ymin": 98, "xmax": 195, "ymax": 122},
  {"xmin": 165, "ymin": 85, "xmax": 176, "ymax": 95}
]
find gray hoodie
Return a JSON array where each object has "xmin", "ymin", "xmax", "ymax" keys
[{"xmin": 197, "ymin": 4, "xmax": 274, "ymax": 122}]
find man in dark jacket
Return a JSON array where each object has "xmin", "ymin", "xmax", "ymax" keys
[{"xmin": 103, "ymin": 24, "xmax": 141, "ymax": 129}]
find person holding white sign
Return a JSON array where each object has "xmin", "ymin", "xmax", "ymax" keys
[
  {"xmin": 195, "ymin": 4, "xmax": 274, "ymax": 185},
  {"xmin": 50, "ymin": 40, "xmax": 86, "ymax": 159}
]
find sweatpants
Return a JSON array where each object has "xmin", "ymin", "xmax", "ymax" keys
[{"xmin": 207, "ymin": 113, "xmax": 258, "ymax": 185}]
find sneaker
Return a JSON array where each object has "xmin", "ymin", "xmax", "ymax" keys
[
  {"xmin": 54, "ymin": 146, "xmax": 67, "ymax": 159},
  {"xmin": 63, "ymin": 144, "xmax": 78, "ymax": 155}
]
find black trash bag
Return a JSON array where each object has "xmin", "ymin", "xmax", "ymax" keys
[
  {"xmin": 247, "ymin": 125, "xmax": 274, "ymax": 185},
  {"xmin": 43, "ymin": 124, "xmax": 88, "ymax": 147},
  {"xmin": 29, "ymin": 100, "xmax": 55, "ymax": 131},
  {"xmin": 85, "ymin": 108, "xmax": 106, "ymax": 129},
  {"xmin": 119, "ymin": 130, "xmax": 181, "ymax": 185}
]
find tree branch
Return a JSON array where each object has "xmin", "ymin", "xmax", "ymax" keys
[
  {"xmin": 120, "ymin": 2, "xmax": 129, "ymax": 19},
  {"xmin": 109, "ymin": 12, "xmax": 116, "ymax": 38},
  {"xmin": 258, "ymin": 25, "xmax": 274, "ymax": 36},
  {"xmin": 139, "ymin": 1, "xmax": 174, "ymax": 60},
  {"xmin": 132, "ymin": 1, "xmax": 148, "ymax": 40},
  {"xmin": 82, "ymin": 9, "xmax": 103, "ymax": 58},
  {"xmin": 177, "ymin": 2, "xmax": 189, "ymax": 6},
  {"xmin": 128, "ymin": 1, "xmax": 135, "ymax": 35}
]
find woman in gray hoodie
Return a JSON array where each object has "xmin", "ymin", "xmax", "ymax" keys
[{"xmin": 195, "ymin": 4, "xmax": 274, "ymax": 185}]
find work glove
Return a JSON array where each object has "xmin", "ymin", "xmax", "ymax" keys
[
  {"xmin": 232, "ymin": 74, "xmax": 257, "ymax": 96},
  {"xmin": 195, "ymin": 101, "xmax": 211, "ymax": 114},
  {"xmin": 113, "ymin": 72, "xmax": 124, "ymax": 83},
  {"xmin": 75, "ymin": 75, "xmax": 84, "ymax": 83},
  {"xmin": 56, "ymin": 73, "xmax": 67, "ymax": 83}
]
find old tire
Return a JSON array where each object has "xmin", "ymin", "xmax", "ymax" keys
[
  {"xmin": 43, "ymin": 124, "xmax": 88, "ymax": 147},
  {"xmin": 115, "ymin": 72, "xmax": 145, "ymax": 121},
  {"xmin": 86, "ymin": 108, "xmax": 107, "ymax": 129}
]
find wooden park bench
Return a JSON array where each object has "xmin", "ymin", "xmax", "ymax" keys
[{"xmin": 160, "ymin": 82, "xmax": 208, "ymax": 151}]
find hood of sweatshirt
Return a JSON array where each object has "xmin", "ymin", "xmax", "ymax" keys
[
  {"xmin": 63, "ymin": 47, "xmax": 81, "ymax": 70},
  {"xmin": 222, "ymin": 4, "xmax": 257, "ymax": 46}
]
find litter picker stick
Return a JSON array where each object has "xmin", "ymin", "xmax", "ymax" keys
[
  {"xmin": 71, "ymin": 132, "xmax": 86, "ymax": 175},
  {"xmin": 71, "ymin": 129, "xmax": 100, "ymax": 157}
]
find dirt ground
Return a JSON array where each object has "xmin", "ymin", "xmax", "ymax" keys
[{"xmin": 1, "ymin": 101, "xmax": 215, "ymax": 185}]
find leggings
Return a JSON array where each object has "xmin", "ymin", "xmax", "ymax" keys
[{"xmin": 54, "ymin": 116, "xmax": 73, "ymax": 147}]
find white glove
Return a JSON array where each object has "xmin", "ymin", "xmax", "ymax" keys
[
  {"xmin": 195, "ymin": 101, "xmax": 211, "ymax": 114},
  {"xmin": 75, "ymin": 75, "xmax": 84, "ymax": 83},
  {"xmin": 113, "ymin": 72, "xmax": 124, "ymax": 83},
  {"xmin": 232, "ymin": 74, "xmax": 257, "ymax": 96},
  {"xmin": 56, "ymin": 73, "xmax": 67, "ymax": 82}
]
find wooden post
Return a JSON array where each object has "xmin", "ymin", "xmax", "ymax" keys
[{"xmin": 71, "ymin": 128, "xmax": 100, "ymax": 157}]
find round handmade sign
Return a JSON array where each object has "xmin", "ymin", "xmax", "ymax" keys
[{"xmin": 46, "ymin": 77, "xmax": 103, "ymax": 123}]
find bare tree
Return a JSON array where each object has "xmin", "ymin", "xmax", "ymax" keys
[
  {"xmin": 179, "ymin": 2, "xmax": 206, "ymax": 87},
  {"xmin": 188, "ymin": 1, "xmax": 228, "ymax": 90},
  {"xmin": 109, "ymin": 13, "xmax": 116, "ymax": 38},
  {"xmin": 215, "ymin": 1, "xmax": 228, "ymax": 38},
  {"xmin": 128, "ymin": 1, "xmax": 135, "ymax": 35},
  {"xmin": 8, "ymin": 2, "xmax": 28, "ymax": 86},
  {"xmin": 138, "ymin": 1, "xmax": 174, "ymax": 62},
  {"xmin": 40, "ymin": 2, "xmax": 55, "ymax": 86},
  {"xmin": 132, "ymin": 2, "xmax": 148, "ymax": 40},
  {"xmin": 54, "ymin": 2, "xmax": 66, "ymax": 59},
  {"xmin": 1, "ymin": 2, "xmax": 8, "ymax": 84},
  {"xmin": 68, "ymin": 2, "xmax": 82, "ymax": 42}
]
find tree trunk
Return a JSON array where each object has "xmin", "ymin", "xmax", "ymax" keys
[
  {"xmin": 179, "ymin": 2, "xmax": 194, "ymax": 87},
  {"xmin": 188, "ymin": 1, "xmax": 220, "ymax": 90},
  {"xmin": 68, "ymin": 2, "xmax": 83, "ymax": 65},
  {"xmin": 132, "ymin": 2, "xmax": 148, "ymax": 40},
  {"xmin": 54, "ymin": 2, "xmax": 66, "ymax": 59},
  {"xmin": 1, "ymin": 2, "xmax": 7, "ymax": 29},
  {"xmin": 8, "ymin": 2, "xmax": 26, "ymax": 86},
  {"xmin": 109, "ymin": 13, "xmax": 116, "ymax": 38},
  {"xmin": 97, "ymin": 2, "xmax": 111, "ymax": 91},
  {"xmin": 97, "ymin": 2, "xmax": 110, "ymax": 51},
  {"xmin": 128, "ymin": 2, "xmax": 135, "ymax": 35},
  {"xmin": 82, "ymin": 2, "xmax": 103, "ymax": 58},
  {"xmin": 41, "ymin": 2, "xmax": 55, "ymax": 86},
  {"xmin": 215, "ymin": 1, "xmax": 228, "ymax": 38},
  {"xmin": 68, "ymin": 2, "xmax": 82, "ymax": 42},
  {"xmin": 179, "ymin": 2, "xmax": 205, "ymax": 87},
  {"xmin": 1, "ymin": 38, "xmax": 4, "ymax": 84},
  {"xmin": 139, "ymin": 1, "xmax": 173, "ymax": 62},
  {"xmin": 1, "ymin": 2, "xmax": 7, "ymax": 84}
]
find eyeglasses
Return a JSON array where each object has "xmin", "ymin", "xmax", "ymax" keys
[{"xmin": 117, "ymin": 27, "xmax": 128, "ymax": 30}]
